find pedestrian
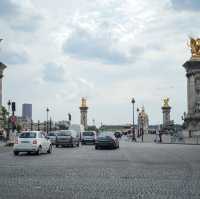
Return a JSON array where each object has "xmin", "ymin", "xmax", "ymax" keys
[
  {"xmin": 154, "ymin": 128, "xmax": 159, "ymax": 143},
  {"xmin": 132, "ymin": 128, "xmax": 137, "ymax": 142},
  {"xmin": 159, "ymin": 130, "xmax": 162, "ymax": 143}
]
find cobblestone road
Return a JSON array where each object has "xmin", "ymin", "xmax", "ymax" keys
[{"xmin": 0, "ymin": 141, "xmax": 199, "ymax": 199}]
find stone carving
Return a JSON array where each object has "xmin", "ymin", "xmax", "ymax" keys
[
  {"xmin": 195, "ymin": 77, "xmax": 200, "ymax": 95},
  {"xmin": 188, "ymin": 37, "xmax": 200, "ymax": 58},
  {"xmin": 195, "ymin": 101, "xmax": 200, "ymax": 113},
  {"xmin": 81, "ymin": 98, "xmax": 87, "ymax": 107},
  {"xmin": 163, "ymin": 98, "xmax": 170, "ymax": 107}
]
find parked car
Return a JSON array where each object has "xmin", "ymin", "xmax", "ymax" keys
[
  {"xmin": 95, "ymin": 132, "xmax": 119, "ymax": 150},
  {"xmin": 81, "ymin": 131, "xmax": 96, "ymax": 145},
  {"xmin": 55, "ymin": 130, "xmax": 80, "ymax": 148},
  {"xmin": 46, "ymin": 131, "xmax": 57, "ymax": 145},
  {"xmin": 13, "ymin": 131, "xmax": 52, "ymax": 155}
]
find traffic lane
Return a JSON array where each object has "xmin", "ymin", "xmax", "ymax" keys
[{"xmin": 0, "ymin": 142, "xmax": 200, "ymax": 199}]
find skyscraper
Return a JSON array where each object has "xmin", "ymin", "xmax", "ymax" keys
[{"xmin": 22, "ymin": 104, "xmax": 32, "ymax": 120}]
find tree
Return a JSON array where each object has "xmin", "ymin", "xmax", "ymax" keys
[
  {"xmin": 0, "ymin": 106, "xmax": 9, "ymax": 129},
  {"xmin": 16, "ymin": 123, "xmax": 22, "ymax": 133}
]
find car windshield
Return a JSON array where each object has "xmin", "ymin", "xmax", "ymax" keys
[
  {"xmin": 57, "ymin": 131, "xmax": 71, "ymax": 136},
  {"xmin": 19, "ymin": 132, "xmax": 36, "ymax": 138},
  {"xmin": 83, "ymin": 131, "xmax": 94, "ymax": 136}
]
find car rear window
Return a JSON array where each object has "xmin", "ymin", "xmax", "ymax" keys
[
  {"xmin": 48, "ymin": 132, "xmax": 56, "ymax": 136},
  {"xmin": 19, "ymin": 132, "xmax": 36, "ymax": 138},
  {"xmin": 98, "ymin": 132, "xmax": 114, "ymax": 138},
  {"xmin": 57, "ymin": 131, "xmax": 71, "ymax": 136},
  {"xmin": 83, "ymin": 132, "xmax": 94, "ymax": 136}
]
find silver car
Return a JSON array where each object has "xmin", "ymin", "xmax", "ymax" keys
[
  {"xmin": 81, "ymin": 131, "xmax": 96, "ymax": 145},
  {"xmin": 55, "ymin": 130, "xmax": 80, "ymax": 148},
  {"xmin": 46, "ymin": 131, "xmax": 57, "ymax": 145}
]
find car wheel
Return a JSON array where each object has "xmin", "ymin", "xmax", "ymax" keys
[
  {"xmin": 13, "ymin": 151, "xmax": 19, "ymax": 156},
  {"xmin": 36, "ymin": 146, "xmax": 42, "ymax": 155},
  {"xmin": 47, "ymin": 145, "xmax": 52, "ymax": 154},
  {"xmin": 95, "ymin": 145, "xmax": 99, "ymax": 150},
  {"xmin": 55, "ymin": 144, "xmax": 59, "ymax": 148}
]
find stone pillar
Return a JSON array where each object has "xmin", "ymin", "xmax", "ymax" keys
[
  {"xmin": 0, "ymin": 62, "xmax": 7, "ymax": 106},
  {"xmin": 79, "ymin": 98, "xmax": 88, "ymax": 129},
  {"xmin": 183, "ymin": 60, "xmax": 200, "ymax": 132},
  {"xmin": 162, "ymin": 106, "xmax": 171, "ymax": 127}
]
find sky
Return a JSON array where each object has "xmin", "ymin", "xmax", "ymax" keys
[{"xmin": 0, "ymin": 0, "xmax": 200, "ymax": 126}]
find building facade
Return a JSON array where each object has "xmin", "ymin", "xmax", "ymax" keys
[{"xmin": 22, "ymin": 104, "xmax": 32, "ymax": 120}]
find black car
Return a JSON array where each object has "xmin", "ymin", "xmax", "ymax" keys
[{"xmin": 95, "ymin": 132, "xmax": 119, "ymax": 150}]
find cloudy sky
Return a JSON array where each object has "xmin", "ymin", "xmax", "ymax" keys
[{"xmin": 0, "ymin": 0, "xmax": 200, "ymax": 126}]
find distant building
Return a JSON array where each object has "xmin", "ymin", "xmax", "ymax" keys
[
  {"xmin": 22, "ymin": 104, "xmax": 32, "ymax": 120},
  {"xmin": 99, "ymin": 124, "xmax": 132, "ymax": 132}
]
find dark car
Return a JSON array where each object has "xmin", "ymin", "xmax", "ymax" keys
[
  {"xmin": 95, "ymin": 132, "xmax": 119, "ymax": 150},
  {"xmin": 81, "ymin": 131, "xmax": 96, "ymax": 145},
  {"xmin": 46, "ymin": 131, "xmax": 57, "ymax": 145},
  {"xmin": 55, "ymin": 130, "xmax": 80, "ymax": 148}
]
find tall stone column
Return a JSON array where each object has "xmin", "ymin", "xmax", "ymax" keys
[
  {"xmin": 183, "ymin": 60, "xmax": 200, "ymax": 132},
  {"xmin": 162, "ymin": 106, "xmax": 171, "ymax": 127},
  {"xmin": 79, "ymin": 98, "xmax": 88, "ymax": 129},
  {"xmin": 0, "ymin": 62, "xmax": 7, "ymax": 106},
  {"xmin": 162, "ymin": 98, "xmax": 171, "ymax": 127}
]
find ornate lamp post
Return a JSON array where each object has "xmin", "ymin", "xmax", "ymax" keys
[
  {"xmin": 131, "ymin": 98, "xmax": 135, "ymax": 128},
  {"xmin": 46, "ymin": 107, "xmax": 50, "ymax": 134},
  {"xmin": 131, "ymin": 98, "xmax": 136, "ymax": 141},
  {"xmin": 137, "ymin": 108, "xmax": 140, "ymax": 137}
]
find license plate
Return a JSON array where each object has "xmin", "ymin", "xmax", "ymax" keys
[{"xmin": 21, "ymin": 141, "xmax": 30, "ymax": 143}]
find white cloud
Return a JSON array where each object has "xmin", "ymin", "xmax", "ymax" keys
[{"xmin": 1, "ymin": 0, "xmax": 199, "ymax": 126}]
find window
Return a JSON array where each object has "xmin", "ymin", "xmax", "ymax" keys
[{"xmin": 19, "ymin": 132, "xmax": 36, "ymax": 138}]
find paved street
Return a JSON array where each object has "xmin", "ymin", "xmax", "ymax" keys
[{"xmin": 0, "ymin": 141, "xmax": 200, "ymax": 199}]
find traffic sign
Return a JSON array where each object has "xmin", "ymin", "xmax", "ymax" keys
[{"xmin": 10, "ymin": 116, "xmax": 17, "ymax": 123}]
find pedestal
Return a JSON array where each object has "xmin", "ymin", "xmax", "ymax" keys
[
  {"xmin": 183, "ymin": 59, "xmax": 200, "ymax": 132},
  {"xmin": 162, "ymin": 106, "xmax": 171, "ymax": 127},
  {"xmin": 80, "ymin": 106, "xmax": 88, "ymax": 129}
]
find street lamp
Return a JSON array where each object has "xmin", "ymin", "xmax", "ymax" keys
[
  {"xmin": 7, "ymin": 100, "xmax": 11, "ymax": 141},
  {"xmin": 131, "ymin": 98, "xmax": 136, "ymax": 141},
  {"xmin": 131, "ymin": 98, "xmax": 135, "ymax": 128},
  {"xmin": 46, "ymin": 107, "xmax": 50, "ymax": 134},
  {"xmin": 137, "ymin": 108, "xmax": 140, "ymax": 137}
]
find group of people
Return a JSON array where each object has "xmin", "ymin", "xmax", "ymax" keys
[{"xmin": 130, "ymin": 127, "xmax": 163, "ymax": 143}]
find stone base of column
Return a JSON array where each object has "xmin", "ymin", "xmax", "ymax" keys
[{"xmin": 184, "ymin": 113, "xmax": 200, "ymax": 133}]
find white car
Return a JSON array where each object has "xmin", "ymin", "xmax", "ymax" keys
[{"xmin": 13, "ymin": 131, "xmax": 52, "ymax": 156}]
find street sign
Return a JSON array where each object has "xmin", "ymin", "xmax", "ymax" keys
[{"xmin": 10, "ymin": 116, "xmax": 17, "ymax": 123}]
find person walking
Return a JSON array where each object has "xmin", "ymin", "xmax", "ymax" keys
[
  {"xmin": 154, "ymin": 128, "xmax": 159, "ymax": 143},
  {"xmin": 132, "ymin": 127, "xmax": 137, "ymax": 142}
]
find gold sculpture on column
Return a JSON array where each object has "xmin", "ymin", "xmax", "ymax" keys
[
  {"xmin": 81, "ymin": 97, "xmax": 87, "ymax": 108},
  {"xmin": 163, "ymin": 98, "xmax": 170, "ymax": 107},
  {"xmin": 188, "ymin": 37, "xmax": 200, "ymax": 58}
]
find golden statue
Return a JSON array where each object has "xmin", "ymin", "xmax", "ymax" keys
[
  {"xmin": 81, "ymin": 97, "xmax": 87, "ymax": 107},
  {"xmin": 188, "ymin": 37, "xmax": 200, "ymax": 58},
  {"xmin": 163, "ymin": 98, "xmax": 170, "ymax": 107}
]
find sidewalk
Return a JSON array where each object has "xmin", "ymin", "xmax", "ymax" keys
[{"xmin": 124, "ymin": 134, "xmax": 200, "ymax": 145}]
